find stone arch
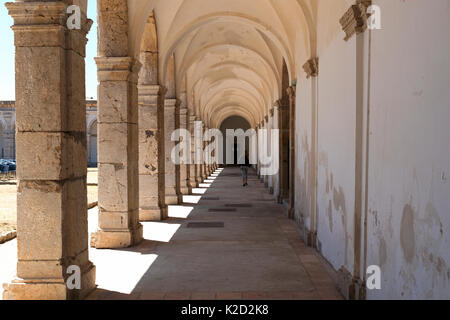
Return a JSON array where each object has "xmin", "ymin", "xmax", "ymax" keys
[{"xmin": 160, "ymin": 12, "xmax": 295, "ymax": 85}]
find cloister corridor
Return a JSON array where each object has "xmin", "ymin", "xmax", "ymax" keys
[
  {"xmin": 1, "ymin": 0, "xmax": 449, "ymax": 302},
  {"xmin": 1, "ymin": 167, "xmax": 342, "ymax": 300}
]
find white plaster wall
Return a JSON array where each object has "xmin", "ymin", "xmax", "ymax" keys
[
  {"xmin": 272, "ymin": 110, "xmax": 280, "ymax": 199},
  {"xmin": 366, "ymin": 0, "xmax": 450, "ymax": 299},
  {"xmin": 295, "ymin": 75, "xmax": 313, "ymax": 230},
  {"xmin": 315, "ymin": 32, "xmax": 356, "ymax": 273}
]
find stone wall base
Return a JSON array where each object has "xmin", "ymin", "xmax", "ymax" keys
[
  {"xmin": 91, "ymin": 224, "xmax": 143, "ymax": 249},
  {"xmin": 336, "ymin": 266, "xmax": 366, "ymax": 300},
  {"xmin": 304, "ymin": 229, "xmax": 317, "ymax": 248},
  {"xmin": 139, "ymin": 207, "xmax": 167, "ymax": 221},
  {"xmin": 3, "ymin": 263, "xmax": 96, "ymax": 300},
  {"xmin": 165, "ymin": 194, "xmax": 181, "ymax": 205},
  {"xmin": 179, "ymin": 186, "xmax": 189, "ymax": 195}
]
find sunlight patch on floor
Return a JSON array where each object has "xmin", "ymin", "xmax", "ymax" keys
[
  {"xmin": 192, "ymin": 188, "xmax": 208, "ymax": 195},
  {"xmin": 90, "ymin": 249, "xmax": 158, "ymax": 295},
  {"xmin": 168, "ymin": 205, "xmax": 194, "ymax": 219},
  {"xmin": 182, "ymin": 195, "xmax": 202, "ymax": 204},
  {"xmin": 199, "ymin": 183, "xmax": 212, "ymax": 188},
  {"xmin": 142, "ymin": 221, "xmax": 181, "ymax": 242}
]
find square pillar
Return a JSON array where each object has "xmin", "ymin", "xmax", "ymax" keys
[
  {"xmin": 178, "ymin": 107, "xmax": 190, "ymax": 195},
  {"xmin": 268, "ymin": 111, "xmax": 274, "ymax": 194},
  {"xmin": 138, "ymin": 85, "xmax": 167, "ymax": 221},
  {"xmin": 272, "ymin": 106, "xmax": 280, "ymax": 198},
  {"xmin": 3, "ymin": 2, "xmax": 95, "ymax": 300},
  {"xmin": 264, "ymin": 116, "xmax": 270, "ymax": 188},
  {"xmin": 259, "ymin": 121, "xmax": 265, "ymax": 183},
  {"xmin": 195, "ymin": 118, "xmax": 204, "ymax": 185},
  {"xmin": 287, "ymin": 85, "xmax": 297, "ymax": 219},
  {"xmin": 277, "ymin": 99, "xmax": 290, "ymax": 204},
  {"xmin": 164, "ymin": 99, "xmax": 182, "ymax": 204},
  {"xmin": 92, "ymin": 57, "xmax": 143, "ymax": 249},
  {"xmin": 188, "ymin": 115, "xmax": 198, "ymax": 190}
]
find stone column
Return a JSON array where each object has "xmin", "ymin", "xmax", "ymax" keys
[
  {"xmin": 272, "ymin": 105, "xmax": 280, "ymax": 198},
  {"xmin": 264, "ymin": 115, "xmax": 270, "ymax": 188},
  {"xmin": 339, "ymin": 0, "xmax": 372, "ymax": 300},
  {"xmin": 188, "ymin": 114, "xmax": 198, "ymax": 190},
  {"xmin": 195, "ymin": 118, "xmax": 204, "ymax": 185},
  {"xmin": 277, "ymin": 99, "xmax": 290, "ymax": 204},
  {"xmin": 4, "ymin": 2, "xmax": 95, "ymax": 300},
  {"xmin": 287, "ymin": 85, "xmax": 297, "ymax": 219},
  {"xmin": 256, "ymin": 124, "xmax": 260, "ymax": 178},
  {"xmin": 138, "ymin": 85, "xmax": 167, "ymax": 221},
  {"xmin": 268, "ymin": 110, "xmax": 274, "ymax": 194},
  {"xmin": 303, "ymin": 57, "xmax": 319, "ymax": 247},
  {"xmin": 165, "ymin": 98, "xmax": 182, "ymax": 204},
  {"xmin": 259, "ymin": 121, "xmax": 265, "ymax": 183},
  {"xmin": 178, "ymin": 106, "xmax": 190, "ymax": 195},
  {"xmin": 93, "ymin": 57, "xmax": 143, "ymax": 249},
  {"xmin": 204, "ymin": 126, "xmax": 211, "ymax": 177}
]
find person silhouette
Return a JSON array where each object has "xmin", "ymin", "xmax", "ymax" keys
[{"xmin": 240, "ymin": 151, "xmax": 251, "ymax": 187}]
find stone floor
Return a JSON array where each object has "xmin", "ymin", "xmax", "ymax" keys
[{"xmin": 0, "ymin": 167, "xmax": 343, "ymax": 300}]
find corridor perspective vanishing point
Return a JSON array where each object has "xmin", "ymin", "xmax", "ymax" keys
[{"xmin": 0, "ymin": 0, "xmax": 449, "ymax": 302}]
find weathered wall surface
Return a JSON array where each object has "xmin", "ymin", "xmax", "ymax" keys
[
  {"xmin": 366, "ymin": 0, "xmax": 450, "ymax": 299},
  {"xmin": 294, "ymin": 76, "xmax": 312, "ymax": 234},
  {"xmin": 292, "ymin": 0, "xmax": 450, "ymax": 299}
]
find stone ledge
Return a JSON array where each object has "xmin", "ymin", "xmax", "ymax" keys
[{"xmin": 0, "ymin": 229, "xmax": 17, "ymax": 245}]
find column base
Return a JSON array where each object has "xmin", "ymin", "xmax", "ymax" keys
[
  {"xmin": 288, "ymin": 207, "xmax": 295, "ymax": 220},
  {"xmin": 336, "ymin": 267, "xmax": 365, "ymax": 300},
  {"xmin": 139, "ymin": 206, "xmax": 167, "ymax": 221},
  {"xmin": 165, "ymin": 193, "xmax": 181, "ymax": 205},
  {"xmin": 179, "ymin": 186, "xmax": 190, "ymax": 196},
  {"xmin": 91, "ymin": 224, "xmax": 143, "ymax": 249},
  {"xmin": 304, "ymin": 229, "xmax": 317, "ymax": 248},
  {"xmin": 3, "ymin": 262, "xmax": 96, "ymax": 300}
]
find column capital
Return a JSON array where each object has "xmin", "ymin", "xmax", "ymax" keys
[
  {"xmin": 303, "ymin": 57, "xmax": 319, "ymax": 79},
  {"xmin": 6, "ymin": 2, "xmax": 67, "ymax": 26},
  {"xmin": 164, "ymin": 98, "xmax": 181, "ymax": 109},
  {"xmin": 287, "ymin": 85, "xmax": 296, "ymax": 99},
  {"xmin": 177, "ymin": 107, "xmax": 188, "ymax": 116},
  {"xmin": 270, "ymin": 108, "xmax": 275, "ymax": 117},
  {"xmin": 137, "ymin": 84, "xmax": 165, "ymax": 105},
  {"xmin": 340, "ymin": 0, "xmax": 372, "ymax": 41},
  {"xmin": 95, "ymin": 57, "xmax": 140, "ymax": 82},
  {"xmin": 7, "ymin": 1, "xmax": 92, "ymax": 56}
]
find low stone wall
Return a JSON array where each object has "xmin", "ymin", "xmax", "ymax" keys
[{"xmin": 0, "ymin": 229, "xmax": 16, "ymax": 244}]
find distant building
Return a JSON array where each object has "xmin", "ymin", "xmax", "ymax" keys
[{"xmin": 0, "ymin": 101, "xmax": 98, "ymax": 166}]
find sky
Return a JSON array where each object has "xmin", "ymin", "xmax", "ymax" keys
[{"xmin": 0, "ymin": 0, "xmax": 98, "ymax": 100}]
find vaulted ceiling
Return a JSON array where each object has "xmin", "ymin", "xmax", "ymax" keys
[{"xmin": 125, "ymin": 0, "xmax": 349, "ymax": 128}]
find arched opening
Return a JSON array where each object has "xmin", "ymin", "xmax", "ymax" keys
[
  {"xmin": 88, "ymin": 120, "xmax": 98, "ymax": 167},
  {"xmin": 0, "ymin": 123, "xmax": 4, "ymax": 159},
  {"xmin": 220, "ymin": 115, "xmax": 251, "ymax": 167}
]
